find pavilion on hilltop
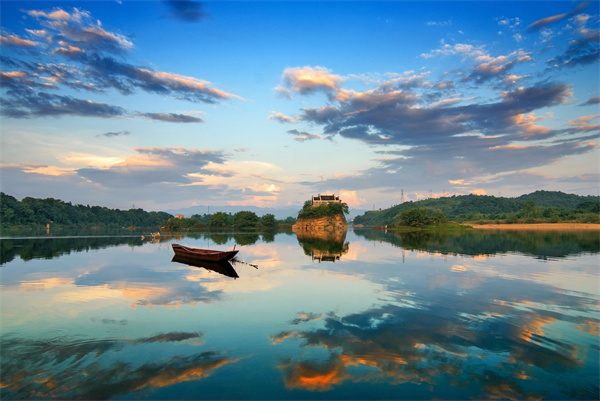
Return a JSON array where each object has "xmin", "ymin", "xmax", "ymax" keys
[{"xmin": 311, "ymin": 193, "xmax": 341, "ymax": 207}]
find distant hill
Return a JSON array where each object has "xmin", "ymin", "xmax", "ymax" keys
[
  {"xmin": 515, "ymin": 190, "xmax": 594, "ymax": 208},
  {"xmin": 353, "ymin": 191, "xmax": 600, "ymax": 227},
  {"xmin": 0, "ymin": 192, "xmax": 173, "ymax": 229}
]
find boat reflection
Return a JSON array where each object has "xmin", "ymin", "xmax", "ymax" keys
[{"xmin": 171, "ymin": 255, "xmax": 239, "ymax": 279}]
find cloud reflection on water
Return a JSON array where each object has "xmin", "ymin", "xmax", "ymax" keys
[
  {"xmin": 0, "ymin": 231, "xmax": 598, "ymax": 399},
  {"xmin": 0, "ymin": 331, "xmax": 240, "ymax": 400},
  {"xmin": 272, "ymin": 271, "xmax": 599, "ymax": 399}
]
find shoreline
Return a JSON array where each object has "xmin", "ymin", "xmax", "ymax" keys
[{"xmin": 469, "ymin": 223, "xmax": 600, "ymax": 231}]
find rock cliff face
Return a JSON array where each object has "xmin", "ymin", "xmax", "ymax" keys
[{"xmin": 292, "ymin": 213, "xmax": 348, "ymax": 239}]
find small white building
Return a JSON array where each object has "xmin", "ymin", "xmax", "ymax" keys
[{"xmin": 311, "ymin": 193, "xmax": 341, "ymax": 207}]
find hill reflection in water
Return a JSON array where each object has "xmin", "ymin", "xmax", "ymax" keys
[
  {"xmin": 0, "ymin": 230, "xmax": 598, "ymax": 399},
  {"xmin": 2, "ymin": 229, "xmax": 597, "ymax": 266},
  {"xmin": 353, "ymin": 228, "xmax": 599, "ymax": 259}
]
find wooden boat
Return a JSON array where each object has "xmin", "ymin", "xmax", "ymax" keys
[
  {"xmin": 171, "ymin": 243, "xmax": 239, "ymax": 262},
  {"xmin": 171, "ymin": 255, "xmax": 239, "ymax": 278}
]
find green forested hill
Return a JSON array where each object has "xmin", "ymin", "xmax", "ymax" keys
[
  {"xmin": 515, "ymin": 190, "xmax": 595, "ymax": 208},
  {"xmin": 353, "ymin": 191, "xmax": 600, "ymax": 226},
  {"xmin": 0, "ymin": 192, "xmax": 173, "ymax": 229}
]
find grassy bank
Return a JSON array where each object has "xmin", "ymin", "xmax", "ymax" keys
[
  {"xmin": 384, "ymin": 222, "xmax": 473, "ymax": 233},
  {"xmin": 469, "ymin": 223, "xmax": 600, "ymax": 231}
]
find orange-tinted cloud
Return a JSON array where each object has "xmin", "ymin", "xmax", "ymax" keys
[
  {"xmin": 227, "ymin": 195, "xmax": 278, "ymax": 208},
  {"xmin": 22, "ymin": 165, "xmax": 77, "ymax": 176},
  {"xmin": 280, "ymin": 66, "xmax": 345, "ymax": 99},
  {"xmin": 567, "ymin": 114, "xmax": 600, "ymax": 131},
  {"xmin": 527, "ymin": 2, "xmax": 591, "ymax": 30},
  {"xmin": 141, "ymin": 358, "xmax": 238, "ymax": 389},
  {"xmin": 280, "ymin": 356, "xmax": 348, "ymax": 391},
  {"xmin": 339, "ymin": 190, "xmax": 366, "ymax": 208},
  {"xmin": 269, "ymin": 111, "xmax": 297, "ymax": 123},
  {"xmin": 0, "ymin": 34, "xmax": 37, "ymax": 47}
]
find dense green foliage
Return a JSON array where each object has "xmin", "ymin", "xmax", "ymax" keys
[
  {"xmin": 208, "ymin": 212, "xmax": 230, "ymax": 228},
  {"xmin": 161, "ymin": 210, "xmax": 293, "ymax": 232},
  {"xmin": 233, "ymin": 211, "xmax": 260, "ymax": 229},
  {"xmin": 397, "ymin": 208, "xmax": 447, "ymax": 228},
  {"xmin": 161, "ymin": 217, "xmax": 206, "ymax": 232},
  {"xmin": 260, "ymin": 213, "xmax": 277, "ymax": 228},
  {"xmin": 1, "ymin": 192, "xmax": 172, "ymax": 230},
  {"xmin": 1, "ymin": 193, "xmax": 296, "ymax": 232},
  {"xmin": 297, "ymin": 201, "xmax": 349, "ymax": 219},
  {"xmin": 518, "ymin": 191, "xmax": 598, "ymax": 209},
  {"xmin": 353, "ymin": 191, "xmax": 600, "ymax": 227}
]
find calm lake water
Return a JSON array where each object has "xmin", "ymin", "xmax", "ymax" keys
[{"xmin": 1, "ymin": 229, "xmax": 598, "ymax": 400}]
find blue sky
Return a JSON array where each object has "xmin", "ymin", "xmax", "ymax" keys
[{"xmin": 1, "ymin": 1, "xmax": 599, "ymax": 213}]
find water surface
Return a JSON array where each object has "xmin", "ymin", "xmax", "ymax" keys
[{"xmin": 1, "ymin": 229, "xmax": 598, "ymax": 400}]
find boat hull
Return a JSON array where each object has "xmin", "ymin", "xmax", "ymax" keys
[
  {"xmin": 171, "ymin": 255, "xmax": 239, "ymax": 278},
  {"xmin": 171, "ymin": 243, "xmax": 239, "ymax": 262}
]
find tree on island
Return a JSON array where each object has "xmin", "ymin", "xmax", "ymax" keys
[{"xmin": 297, "ymin": 201, "xmax": 349, "ymax": 220}]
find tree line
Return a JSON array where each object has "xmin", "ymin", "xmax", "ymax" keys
[
  {"xmin": 163, "ymin": 201, "xmax": 352, "ymax": 232},
  {"xmin": 161, "ymin": 211, "xmax": 296, "ymax": 232},
  {"xmin": 354, "ymin": 190, "xmax": 600, "ymax": 227},
  {"xmin": 4, "ymin": 190, "xmax": 597, "ymax": 232},
  {"xmin": 1, "ymin": 193, "xmax": 172, "ymax": 230},
  {"xmin": 0, "ymin": 193, "xmax": 298, "ymax": 232}
]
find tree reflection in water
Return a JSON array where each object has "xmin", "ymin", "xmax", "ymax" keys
[
  {"xmin": 1, "ymin": 230, "xmax": 597, "ymax": 400},
  {"xmin": 354, "ymin": 228, "xmax": 600, "ymax": 259},
  {"xmin": 296, "ymin": 230, "xmax": 349, "ymax": 262},
  {"xmin": 1, "ymin": 232, "xmax": 276, "ymax": 265}
]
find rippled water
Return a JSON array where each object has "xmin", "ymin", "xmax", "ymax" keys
[{"xmin": 1, "ymin": 229, "xmax": 598, "ymax": 400}]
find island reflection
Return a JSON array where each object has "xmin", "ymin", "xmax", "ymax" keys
[
  {"xmin": 1, "ymin": 230, "xmax": 598, "ymax": 400},
  {"xmin": 296, "ymin": 230, "xmax": 349, "ymax": 262}
]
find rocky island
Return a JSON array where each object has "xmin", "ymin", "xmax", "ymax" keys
[{"xmin": 292, "ymin": 194, "xmax": 349, "ymax": 241}]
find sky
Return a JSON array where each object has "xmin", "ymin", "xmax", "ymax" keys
[{"xmin": 1, "ymin": 0, "xmax": 599, "ymax": 213}]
